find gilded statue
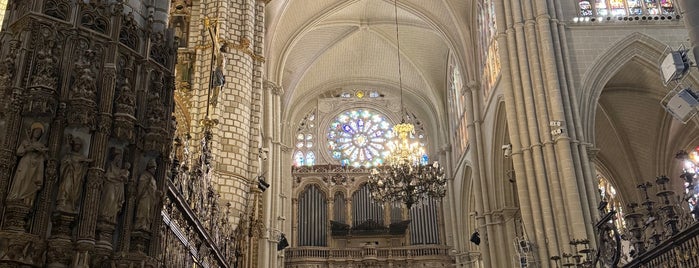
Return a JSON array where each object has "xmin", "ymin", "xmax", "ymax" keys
[
  {"xmin": 134, "ymin": 159, "xmax": 157, "ymax": 230},
  {"xmin": 56, "ymin": 136, "xmax": 92, "ymax": 213},
  {"xmin": 98, "ymin": 148, "xmax": 129, "ymax": 222},
  {"xmin": 7, "ymin": 122, "xmax": 48, "ymax": 207}
]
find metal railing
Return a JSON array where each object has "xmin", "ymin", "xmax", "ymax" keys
[{"xmin": 623, "ymin": 222, "xmax": 699, "ymax": 268}]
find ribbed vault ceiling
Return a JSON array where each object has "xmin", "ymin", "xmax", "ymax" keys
[
  {"xmin": 265, "ymin": 0, "xmax": 474, "ymax": 145},
  {"xmin": 595, "ymin": 59, "xmax": 699, "ymax": 201}
]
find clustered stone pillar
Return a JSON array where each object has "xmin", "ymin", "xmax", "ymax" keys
[
  {"xmin": 677, "ymin": 0, "xmax": 699, "ymax": 64},
  {"xmin": 0, "ymin": 1, "xmax": 176, "ymax": 267},
  {"xmin": 490, "ymin": 0, "xmax": 599, "ymax": 266},
  {"xmin": 187, "ymin": 0, "xmax": 268, "ymax": 266}
]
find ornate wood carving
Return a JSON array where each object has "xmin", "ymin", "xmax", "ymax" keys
[
  {"xmin": 67, "ymin": 43, "xmax": 99, "ymax": 128},
  {"xmin": 43, "ymin": 0, "xmax": 71, "ymax": 21}
]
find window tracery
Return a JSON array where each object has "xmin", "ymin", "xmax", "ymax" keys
[
  {"xmin": 327, "ymin": 109, "xmax": 394, "ymax": 167},
  {"xmin": 293, "ymin": 109, "xmax": 316, "ymax": 166}
]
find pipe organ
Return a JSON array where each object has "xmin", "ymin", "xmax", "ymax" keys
[
  {"xmin": 288, "ymin": 165, "xmax": 451, "ymax": 267},
  {"xmin": 333, "ymin": 192, "xmax": 346, "ymax": 223},
  {"xmin": 351, "ymin": 184, "xmax": 385, "ymax": 226},
  {"xmin": 410, "ymin": 196, "xmax": 440, "ymax": 244},
  {"xmin": 292, "ymin": 165, "xmax": 442, "ymax": 247}
]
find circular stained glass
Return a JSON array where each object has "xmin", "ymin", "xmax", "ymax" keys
[{"xmin": 327, "ymin": 109, "xmax": 394, "ymax": 167}]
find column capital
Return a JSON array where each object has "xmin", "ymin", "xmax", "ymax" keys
[
  {"xmin": 264, "ymin": 80, "xmax": 284, "ymax": 96},
  {"xmin": 463, "ymin": 81, "xmax": 479, "ymax": 95},
  {"xmin": 585, "ymin": 144, "xmax": 600, "ymax": 159}
]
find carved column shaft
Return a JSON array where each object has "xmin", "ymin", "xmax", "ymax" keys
[
  {"xmin": 77, "ymin": 63, "xmax": 117, "ymax": 248},
  {"xmin": 32, "ymin": 108, "xmax": 66, "ymax": 236},
  {"xmin": 149, "ymin": 157, "xmax": 172, "ymax": 256}
]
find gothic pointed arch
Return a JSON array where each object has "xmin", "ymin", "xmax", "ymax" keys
[{"xmin": 579, "ymin": 32, "xmax": 682, "ymax": 142}]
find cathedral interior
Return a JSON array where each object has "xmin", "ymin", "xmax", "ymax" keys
[{"xmin": 1, "ymin": 0, "xmax": 699, "ymax": 267}]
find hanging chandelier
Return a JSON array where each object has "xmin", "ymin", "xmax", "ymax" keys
[{"xmin": 366, "ymin": 0, "xmax": 446, "ymax": 209}]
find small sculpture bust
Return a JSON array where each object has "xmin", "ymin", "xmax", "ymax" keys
[
  {"xmin": 134, "ymin": 159, "xmax": 157, "ymax": 230},
  {"xmin": 98, "ymin": 148, "xmax": 129, "ymax": 222},
  {"xmin": 7, "ymin": 122, "xmax": 48, "ymax": 207},
  {"xmin": 56, "ymin": 137, "xmax": 92, "ymax": 213}
]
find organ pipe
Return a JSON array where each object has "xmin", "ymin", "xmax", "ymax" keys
[
  {"xmin": 334, "ymin": 192, "xmax": 346, "ymax": 223},
  {"xmin": 298, "ymin": 185, "xmax": 327, "ymax": 246}
]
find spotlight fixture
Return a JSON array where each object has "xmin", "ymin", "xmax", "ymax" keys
[
  {"xmin": 470, "ymin": 231, "xmax": 481, "ymax": 245},
  {"xmin": 257, "ymin": 175, "xmax": 270, "ymax": 192}
]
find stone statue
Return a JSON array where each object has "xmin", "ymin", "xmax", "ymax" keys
[
  {"xmin": 56, "ymin": 137, "xmax": 92, "ymax": 213},
  {"xmin": 7, "ymin": 122, "xmax": 48, "ymax": 207},
  {"xmin": 98, "ymin": 148, "xmax": 129, "ymax": 222},
  {"xmin": 134, "ymin": 159, "xmax": 157, "ymax": 230}
]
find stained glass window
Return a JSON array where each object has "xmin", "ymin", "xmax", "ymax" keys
[
  {"xmin": 294, "ymin": 151, "xmax": 305, "ymax": 166},
  {"xmin": 660, "ymin": 0, "xmax": 674, "ymax": 14},
  {"xmin": 679, "ymin": 149, "xmax": 699, "ymax": 219},
  {"xmin": 448, "ymin": 57, "xmax": 469, "ymax": 157},
  {"xmin": 306, "ymin": 152, "xmax": 316, "ymax": 166},
  {"xmin": 479, "ymin": 0, "xmax": 500, "ymax": 102},
  {"xmin": 579, "ymin": 1, "xmax": 594, "ymax": 16},
  {"xmin": 598, "ymin": 173, "xmax": 626, "ymax": 229},
  {"xmin": 327, "ymin": 109, "xmax": 394, "ymax": 167},
  {"xmin": 293, "ymin": 110, "xmax": 316, "ymax": 167},
  {"xmin": 578, "ymin": 0, "xmax": 674, "ymax": 17}
]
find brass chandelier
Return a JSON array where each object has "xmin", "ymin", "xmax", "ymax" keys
[{"xmin": 366, "ymin": 0, "xmax": 446, "ymax": 209}]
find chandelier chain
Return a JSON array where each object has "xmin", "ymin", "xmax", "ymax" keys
[{"xmin": 393, "ymin": 0, "xmax": 404, "ymax": 117}]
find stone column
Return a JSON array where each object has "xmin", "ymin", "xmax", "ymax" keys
[
  {"xmin": 677, "ymin": 0, "xmax": 699, "ymax": 64},
  {"xmin": 494, "ymin": 0, "xmax": 541, "ymax": 263},
  {"xmin": 345, "ymin": 197, "xmax": 352, "ymax": 226},
  {"xmin": 462, "ymin": 81, "xmax": 491, "ymax": 267},
  {"xmin": 291, "ymin": 197, "xmax": 298, "ymax": 247},
  {"xmin": 260, "ymin": 79, "xmax": 275, "ymax": 268},
  {"xmin": 328, "ymin": 199, "xmax": 335, "ymax": 246}
]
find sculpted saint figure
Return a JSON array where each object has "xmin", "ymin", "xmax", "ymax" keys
[
  {"xmin": 7, "ymin": 122, "xmax": 48, "ymax": 207},
  {"xmin": 56, "ymin": 137, "xmax": 92, "ymax": 213},
  {"xmin": 99, "ymin": 148, "xmax": 129, "ymax": 222},
  {"xmin": 135, "ymin": 159, "xmax": 158, "ymax": 230}
]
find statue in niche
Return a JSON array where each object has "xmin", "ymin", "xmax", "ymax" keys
[
  {"xmin": 7, "ymin": 122, "xmax": 48, "ymax": 207},
  {"xmin": 98, "ymin": 148, "xmax": 129, "ymax": 222},
  {"xmin": 56, "ymin": 136, "xmax": 92, "ymax": 213},
  {"xmin": 134, "ymin": 159, "xmax": 157, "ymax": 230}
]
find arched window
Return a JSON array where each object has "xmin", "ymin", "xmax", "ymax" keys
[
  {"xmin": 678, "ymin": 149, "xmax": 699, "ymax": 218},
  {"xmin": 293, "ymin": 151, "xmax": 305, "ymax": 167},
  {"xmin": 598, "ymin": 173, "xmax": 626, "ymax": 229},
  {"xmin": 293, "ymin": 110, "xmax": 316, "ymax": 166},
  {"xmin": 576, "ymin": 0, "xmax": 674, "ymax": 17},
  {"xmin": 327, "ymin": 109, "xmax": 394, "ymax": 167},
  {"xmin": 478, "ymin": 0, "xmax": 500, "ymax": 101},
  {"xmin": 305, "ymin": 152, "xmax": 316, "ymax": 166}
]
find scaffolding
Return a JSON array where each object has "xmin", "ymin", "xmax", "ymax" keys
[{"xmin": 513, "ymin": 238, "xmax": 539, "ymax": 268}]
